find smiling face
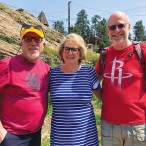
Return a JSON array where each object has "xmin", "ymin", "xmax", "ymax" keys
[
  {"xmin": 62, "ymin": 40, "xmax": 80, "ymax": 66},
  {"xmin": 21, "ymin": 32, "xmax": 44, "ymax": 63},
  {"xmin": 106, "ymin": 11, "xmax": 131, "ymax": 49}
]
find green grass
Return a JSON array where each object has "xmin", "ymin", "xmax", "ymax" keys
[
  {"xmin": 41, "ymin": 136, "xmax": 50, "ymax": 146},
  {"xmin": 43, "ymin": 46, "xmax": 59, "ymax": 67},
  {"xmin": 92, "ymin": 94, "xmax": 102, "ymax": 146},
  {"xmin": 0, "ymin": 5, "xmax": 5, "ymax": 10},
  {"xmin": 0, "ymin": 35, "xmax": 18, "ymax": 44},
  {"xmin": 86, "ymin": 50, "xmax": 100, "ymax": 66}
]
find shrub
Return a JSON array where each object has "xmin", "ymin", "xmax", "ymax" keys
[
  {"xmin": 0, "ymin": 5, "xmax": 5, "ymax": 11},
  {"xmin": 0, "ymin": 52, "xmax": 6, "ymax": 59},
  {"xmin": 43, "ymin": 46, "xmax": 60, "ymax": 67},
  {"xmin": 86, "ymin": 50, "xmax": 99, "ymax": 66},
  {"xmin": 0, "ymin": 35, "xmax": 18, "ymax": 44},
  {"xmin": 16, "ymin": 8, "xmax": 24, "ymax": 12},
  {"xmin": 46, "ymin": 33, "xmax": 56, "ymax": 41}
]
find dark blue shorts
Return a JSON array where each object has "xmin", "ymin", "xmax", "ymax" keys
[{"xmin": 0, "ymin": 129, "xmax": 41, "ymax": 146}]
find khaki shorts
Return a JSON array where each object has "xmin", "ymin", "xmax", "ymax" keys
[{"xmin": 101, "ymin": 120, "xmax": 146, "ymax": 146}]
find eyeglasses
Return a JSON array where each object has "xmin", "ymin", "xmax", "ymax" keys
[
  {"xmin": 22, "ymin": 23, "xmax": 43, "ymax": 30},
  {"xmin": 63, "ymin": 47, "xmax": 79, "ymax": 53},
  {"xmin": 108, "ymin": 23, "xmax": 128, "ymax": 31},
  {"xmin": 23, "ymin": 36, "xmax": 43, "ymax": 43}
]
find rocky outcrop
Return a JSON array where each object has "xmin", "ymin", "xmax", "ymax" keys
[
  {"xmin": 0, "ymin": 3, "xmax": 64, "ymax": 59},
  {"xmin": 38, "ymin": 11, "xmax": 49, "ymax": 27}
]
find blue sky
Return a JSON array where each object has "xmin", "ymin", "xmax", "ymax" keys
[{"xmin": 1, "ymin": 0, "xmax": 146, "ymax": 36}]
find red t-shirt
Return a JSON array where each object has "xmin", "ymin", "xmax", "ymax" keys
[
  {"xmin": 95, "ymin": 43, "xmax": 146, "ymax": 124},
  {"xmin": 0, "ymin": 55, "xmax": 50, "ymax": 134}
]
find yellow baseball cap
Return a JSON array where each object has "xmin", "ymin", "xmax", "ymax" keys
[{"xmin": 20, "ymin": 24, "xmax": 44, "ymax": 39}]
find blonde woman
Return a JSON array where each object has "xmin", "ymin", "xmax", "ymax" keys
[{"xmin": 49, "ymin": 33, "xmax": 101, "ymax": 146}]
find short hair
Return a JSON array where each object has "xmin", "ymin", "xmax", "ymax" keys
[{"xmin": 58, "ymin": 33, "xmax": 87, "ymax": 64}]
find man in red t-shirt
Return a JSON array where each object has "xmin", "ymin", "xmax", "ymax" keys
[
  {"xmin": 0, "ymin": 24, "xmax": 50, "ymax": 146},
  {"xmin": 95, "ymin": 11, "xmax": 146, "ymax": 146}
]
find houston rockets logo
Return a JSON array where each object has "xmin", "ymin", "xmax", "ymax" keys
[{"xmin": 103, "ymin": 58, "xmax": 133, "ymax": 87}]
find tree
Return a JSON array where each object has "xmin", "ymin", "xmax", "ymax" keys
[
  {"xmin": 73, "ymin": 9, "xmax": 90, "ymax": 39},
  {"xmin": 91, "ymin": 17, "xmax": 111, "ymax": 52},
  {"xmin": 128, "ymin": 33, "xmax": 132, "ymax": 40},
  {"xmin": 91, "ymin": 15, "xmax": 101, "ymax": 36},
  {"xmin": 52, "ymin": 21, "xmax": 66, "ymax": 34},
  {"xmin": 71, "ymin": 24, "xmax": 82, "ymax": 35},
  {"xmin": 133, "ymin": 20, "xmax": 146, "ymax": 41}
]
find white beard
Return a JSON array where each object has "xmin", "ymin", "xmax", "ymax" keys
[{"xmin": 27, "ymin": 51, "xmax": 40, "ymax": 59}]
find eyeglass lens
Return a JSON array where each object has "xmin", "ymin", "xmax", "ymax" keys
[
  {"xmin": 64, "ymin": 47, "xmax": 79, "ymax": 53},
  {"xmin": 108, "ymin": 23, "xmax": 127, "ymax": 31},
  {"xmin": 23, "ymin": 36, "xmax": 42, "ymax": 43}
]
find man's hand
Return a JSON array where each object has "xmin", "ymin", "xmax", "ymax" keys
[{"xmin": 0, "ymin": 126, "xmax": 7, "ymax": 143}]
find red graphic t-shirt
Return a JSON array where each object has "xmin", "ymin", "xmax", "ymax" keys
[
  {"xmin": 0, "ymin": 55, "xmax": 50, "ymax": 134},
  {"xmin": 95, "ymin": 43, "xmax": 146, "ymax": 124}
]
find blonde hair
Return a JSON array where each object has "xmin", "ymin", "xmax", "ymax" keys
[{"xmin": 59, "ymin": 33, "xmax": 87, "ymax": 64}]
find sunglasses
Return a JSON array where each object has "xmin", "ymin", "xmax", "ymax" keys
[
  {"xmin": 63, "ymin": 47, "xmax": 79, "ymax": 53},
  {"xmin": 108, "ymin": 23, "xmax": 128, "ymax": 31},
  {"xmin": 22, "ymin": 23, "xmax": 43, "ymax": 30},
  {"xmin": 23, "ymin": 36, "xmax": 43, "ymax": 43}
]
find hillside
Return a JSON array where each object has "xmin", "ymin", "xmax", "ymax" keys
[{"xmin": 0, "ymin": 3, "xmax": 64, "ymax": 59}]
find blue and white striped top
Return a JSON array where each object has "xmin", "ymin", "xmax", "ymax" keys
[{"xmin": 49, "ymin": 64, "xmax": 100, "ymax": 146}]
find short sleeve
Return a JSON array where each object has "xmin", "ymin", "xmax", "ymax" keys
[
  {"xmin": 89, "ymin": 66, "xmax": 101, "ymax": 90},
  {"xmin": 0, "ymin": 60, "xmax": 10, "ymax": 92}
]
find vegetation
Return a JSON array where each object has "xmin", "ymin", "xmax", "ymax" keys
[
  {"xmin": 16, "ymin": 8, "xmax": 24, "ymax": 12},
  {"xmin": 0, "ymin": 35, "xmax": 18, "ymax": 44},
  {"xmin": 41, "ymin": 137, "xmax": 50, "ymax": 146},
  {"xmin": 45, "ymin": 33, "xmax": 56, "ymax": 41},
  {"xmin": 43, "ymin": 46, "xmax": 60, "ymax": 67},
  {"xmin": 15, "ymin": 15, "xmax": 22, "ymax": 23},
  {"xmin": 86, "ymin": 50, "xmax": 100, "ymax": 66},
  {"xmin": 52, "ymin": 21, "xmax": 67, "ymax": 35},
  {"xmin": 0, "ymin": 52, "xmax": 6, "ymax": 59},
  {"xmin": 0, "ymin": 5, "xmax": 5, "ymax": 10},
  {"xmin": 51, "ymin": 9, "xmax": 146, "ymax": 53},
  {"xmin": 73, "ymin": 9, "xmax": 90, "ymax": 39},
  {"xmin": 133, "ymin": 20, "xmax": 146, "ymax": 41}
]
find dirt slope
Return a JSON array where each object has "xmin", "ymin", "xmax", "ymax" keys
[{"xmin": 0, "ymin": 3, "xmax": 64, "ymax": 58}]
